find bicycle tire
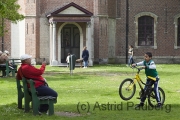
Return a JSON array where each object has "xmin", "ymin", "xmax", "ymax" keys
[
  {"xmin": 119, "ymin": 78, "xmax": 136, "ymax": 100},
  {"xmin": 148, "ymin": 87, "xmax": 165, "ymax": 107}
]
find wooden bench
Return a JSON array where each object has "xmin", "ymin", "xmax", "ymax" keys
[
  {"xmin": 16, "ymin": 78, "xmax": 32, "ymax": 112},
  {"xmin": 22, "ymin": 77, "xmax": 57, "ymax": 115},
  {"xmin": 6, "ymin": 59, "xmax": 21, "ymax": 77}
]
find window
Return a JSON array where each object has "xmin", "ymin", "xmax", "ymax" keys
[
  {"xmin": 116, "ymin": 0, "xmax": 121, "ymax": 18},
  {"xmin": 32, "ymin": 23, "xmax": 34, "ymax": 34},
  {"xmin": 101, "ymin": 24, "xmax": 102, "ymax": 35},
  {"xmin": 27, "ymin": 0, "xmax": 36, "ymax": 3},
  {"xmin": 138, "ymin": 16, "xmax": 154, "ymax": 46},
  {"xmin": 106, "ymin": 24, "xmax": 107, "ymax": 36},
  {"xmin": 177, "ymin": 18, "xmax": 180, "ymax": 46},
  {"xmin": 62, "ymin": 28, "xmax": 71, "ymax": 47},
  {"xmin": 134, "ymin": 12, "xmax": 158, "ymax": 49},
  {"xmin": 100, "ymin": 0, "xmax": 106, "ymax": 4},
  {"xmin": 174, "ymin": 14, "xmax": 180, "ymax": 49},
  {"xmin": 26, "ymin": 23, "xmax": 28, "ymax": 34}
]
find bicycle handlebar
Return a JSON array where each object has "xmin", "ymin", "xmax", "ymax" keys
[{"xmin": 130, "ymin": 66, "xmax": 144, "ymax": 73}]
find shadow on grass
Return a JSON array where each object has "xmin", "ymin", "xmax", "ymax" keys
[{"xmin": 0, "ymin": 102, "xmax": 179, "ymax": 119}]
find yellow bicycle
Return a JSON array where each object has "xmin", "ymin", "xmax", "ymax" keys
[{"xmin": 119, "ymin": 66, "xmax": 165, "ymax": 107}]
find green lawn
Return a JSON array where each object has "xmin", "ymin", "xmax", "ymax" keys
[{"xmin": 0, "ymin": 64, "xmax": 179, "ymax": 120}]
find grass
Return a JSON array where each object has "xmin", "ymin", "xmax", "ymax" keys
[{"xmin": 0, "ymin": 64, "xmax": 180, "ymax": 120}]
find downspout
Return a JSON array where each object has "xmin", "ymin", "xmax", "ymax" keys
[
  {"xmin": 1, "ymin": 18, "xmax": 4, "ymax": 51},
  {"xmin": 125, "ymin": 0, "xmax": 129, "ymax": 64}
]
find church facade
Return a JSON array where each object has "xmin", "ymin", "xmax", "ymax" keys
[{"xmin": 2, "ymin": 0, "xmax": 180, "ymax": 65}]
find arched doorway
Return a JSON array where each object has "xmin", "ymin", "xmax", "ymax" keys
[{"xmin": 61, "ymin": 24, "xmax": 80, "ymax": 63}]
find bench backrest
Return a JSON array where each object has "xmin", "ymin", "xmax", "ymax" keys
[
  {"xmin": 23, "ymin": 78, "xmax": 40, "ymax": 102},
  {"xmin": 9, "ymin": 59, "xmax": 21, "ymax": 65},
  {"xmin": 26, "ymin": 78, "xmax": 57, "ymax": 102},
  {"xmin": 27, "ymin": 79, "xmax": 38, "ymax": 98},
  {"xmin": 22, "ymin": 77, "xmax": 32, "ymax": 100}
]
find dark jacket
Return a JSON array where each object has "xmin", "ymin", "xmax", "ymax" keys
[{"xmin": 82, "ymin": 50, "xmax": 89, "ymax": 61}]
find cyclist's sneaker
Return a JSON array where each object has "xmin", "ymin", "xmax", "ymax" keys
[
  {"xmin": 156, "ymin": 103, "xmax": 162, "ymax": 108},
  {"xmin": 135, "ymin": 103, "xmax": 144, "ymax": 109}
]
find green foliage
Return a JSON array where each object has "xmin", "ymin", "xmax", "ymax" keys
[
  {"xmin": 0, "ymin": 64, "xmax": 179, "ymax": 119},
  {"xmin": 0, "ymin": 0, "xmax": 24, "ymax": 36},
  {"xmin": 0, "ymin": 0, "xmax": 24, "ymax": 22}
]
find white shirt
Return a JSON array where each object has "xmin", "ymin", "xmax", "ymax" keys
[{"xmin": 66, "ymin": 55, "xmax": 70, "ymax": 63}]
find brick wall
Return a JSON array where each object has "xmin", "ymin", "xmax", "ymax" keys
[
  {"xmin": 2, "ymin": 0, "xmax": 180, "ymax": 64},
  {"xmin": 25, "ymin": 18, "xmax": 36, "ymax": 58},
  {"xmin": 127, "ymin": 0, "xmax": 180, "ymax": 57},
  {"xmin": 2, "ymin": 20, "xmax": 11, "ymax": 53}
]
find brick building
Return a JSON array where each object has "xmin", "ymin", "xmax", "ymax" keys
[{"xmin": 2, "ymin": 0, "xmax": 180, "ymax": 65}]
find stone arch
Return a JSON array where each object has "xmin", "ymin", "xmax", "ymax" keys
[{"xmin": 57, "ymin": 22, "xmax": 83, "ymax": 62}]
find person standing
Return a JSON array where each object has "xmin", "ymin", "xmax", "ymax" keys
[
  {"xmin": 0, "ymin": 50, "xmax": 17, "ymax": 76},
  {"xmin": 127, "ymin": 45, "xmax": 134, "ymax": 66},
  {"xmin": 66, "ymin": 53, "xmax": 70, "ymax": 67},
  {"xmin": 82, "ymin": 46, "xmax": 89, "ymax": 68}
]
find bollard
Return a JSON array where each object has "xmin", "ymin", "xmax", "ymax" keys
[{"xmin": 69, "ymin": 54, "xmax": 76, "ymax": 75}]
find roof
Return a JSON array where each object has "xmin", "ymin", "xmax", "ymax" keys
[{"xmin": 47, "ymin": 2, "xmax": 93, "ymax": 18}]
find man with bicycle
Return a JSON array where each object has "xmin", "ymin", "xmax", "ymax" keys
[{"xmin": 132, "ymin": 52, "xmax": 162, "ymax": 108}]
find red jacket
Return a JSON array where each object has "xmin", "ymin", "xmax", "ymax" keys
[{"xmin": 16, "ymin": 63, "xmax": 46, "ymax": 88}]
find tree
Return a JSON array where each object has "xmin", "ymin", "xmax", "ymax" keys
[{"xmin": 0, "ymin": 0, "xmax": 24, "ymax": 36}]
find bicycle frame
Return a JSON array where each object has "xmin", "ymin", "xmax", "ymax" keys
[
  {"xmin": 128, "ymin": 67, "xmax": 156, "ymax": 91},
  {"xmin": 127, "ymin": 67, "xmax": 156, "ymax": 91},
  {"xmin": 119, "ymin": 66, "xmax": 165, "ymax": 106},
  {"xmin": 136, "ymin": 74, "xmax": 144, "ymax": 89},
  {"xmin": 128, "ymin": 68, "xmax": 144, "ymax": 91}
]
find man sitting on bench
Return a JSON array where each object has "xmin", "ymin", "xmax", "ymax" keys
[
  {"xmin": 16, "ymin": 54, "xmax": 58, "ymax": 113},
  {"xmin": 0, "ymin": 51, "xmax": 6, "ymax": 76},
  {"xmin": 4, "ymin": 50, "xmax": 18, "ymax": 70},
  {"xmin": 0, "ymin": 50, "xmax": 17, "ymax": 76},
  {"xmin": 0, "ymin": 50, "xmax": 9, "ymax": 76}
]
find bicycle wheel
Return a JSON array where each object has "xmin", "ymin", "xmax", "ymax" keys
[
  {"xmin": 119, "ymin": 78, "xmax": 136, "ymax": 100},
  {"xmin": 148, "ymin": 87, "xmax": 165, "ymax": 107}
]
